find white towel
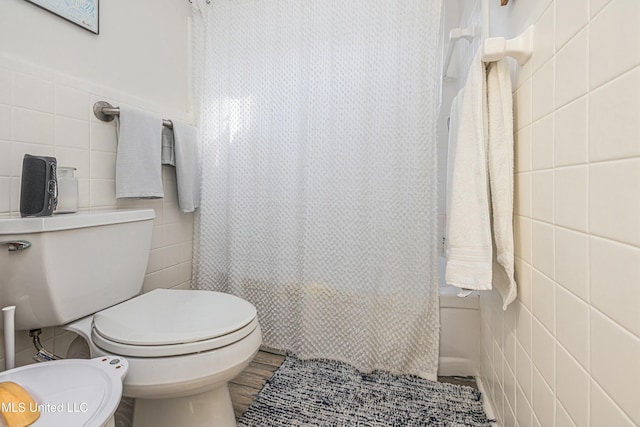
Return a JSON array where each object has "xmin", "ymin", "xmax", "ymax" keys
[
  {"xmin": 445, "ymin": 90, "xmax": 462, "ymax": 256},
  {"xmin": 487, "ymin": 59, "xmax": 517, "ymax": 309},
  {"xmin": 445, "ymin": 51, "xmax": 518, "ymax": 310},
  {"xmin": 172, "ymin": 121, "xmax": 201, "ymax": 213},
  {"xmin": 115, "ymin": 106, "xmax": 164, "ymax": 198},
  {"xmin": 445, "ymin": 49, "xmax": 493, "ymax": 290},
  {"xmin": 161, "ymin": 126, "xmax": 176, "ymax": 166}
]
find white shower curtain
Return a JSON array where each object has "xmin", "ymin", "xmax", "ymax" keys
[{"xmin": 191, "ymin": 0, "xmax": 443, "ymax": 380}]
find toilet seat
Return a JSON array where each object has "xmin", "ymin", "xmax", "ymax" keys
[
  {"xmin": 92, "ymin": 289, "xmax": 258, "ymax": 357},
  {"xmin": 0, "ymin": 357, "xmax": 127, "ymax": 427}
]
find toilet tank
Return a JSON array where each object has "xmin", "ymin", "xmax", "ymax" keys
[{"xmin": 0, "ymin": 210, "xmax": 155, "ymax": 330}]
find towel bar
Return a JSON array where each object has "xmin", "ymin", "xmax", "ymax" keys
[
  {"xmin": 481, "ymin": 25, "xmax": 534, "ymax": 65},
  {"xmin": 442, "ymin": 26, "xmax": 477, "ymax": 79},
  {"xmin": 93, "ymin": 101, "xmax": 174, "ymax": 129}
]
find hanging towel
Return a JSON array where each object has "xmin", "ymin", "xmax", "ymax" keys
[
  {"xmin": 172, "ymin": 121, "xmax": 201, "ymax": 213},
  {"xmin": 487, "ymin": 59, "xmax": 517, "ymax": 309},
  {"xmin": 445, "ymin": 90, "xmax": 462, "ymax": 254},
  {"xmin": 161, "ymin": 126, "xmax": 176, "ymax": 166},
  {"xmin": 445, "ymin": 49, "xmax": 493, "ymax": 291},
  {"xmin": 115, "ymin": 106, "xmax": 164, "ymax": 198}
]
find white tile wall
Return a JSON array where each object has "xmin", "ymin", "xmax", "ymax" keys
[
  {"xmin": 554, "ymin": 29, "xmax": 588, "ymax": 109},
  {"xmin": 590, "ymin": 237, "xmax": 640, "ymax": 337},
  {"xmin": 555, "ymin": 0, "xmax": 588, "ymax": 50},
  {"xmin": 531, "ymin": 318, "xmax": 555, "ymax": 389},
  {"xmin": 531, "ymin": 221, "xmax": 554, "ymax": 278},
  {"xmin": 532, "ymin": 60, "xmax": 555, "ymax": 122},
  {"xmin": 588, "ymin": 0, "xmax": 640, "ymax": 89},
  {"xmin": 555, "ymin": 286, "xmax": 589, "ymax": 368},
  {"xmin": 532, "ymin": 368, "xmax": 554, "ymax": 427},
  {"xmin": 554, "ymin": 96, "xmax": 588, "ymax": 167},
  {"xmin": 532, "ymin": 5, "xmax": 555, "ymax": 71},
  {"xmin": 554, "ymin": 228, "xmax": 589, "ymax": 300},
  {"xmin": 590, "ymin": 380, "xmax": 636, "ymax": 427},
  {"xmin": 514, "ymin": 125, "xmax": 532, "ymax": 172},
  {"xmin": 476, "ymin": 0, "xmax": 640, "ymax": 426},
  {"xmin": 589, "ymin": 159, "xmax": 640, "ymax": 246},
  {"xmin": 0, "ymin": 55, "xmax": 195, "ymax": 368},
  {"xmin": 554, "ymin": 166, "xmax": 588, "ymax": 232},
  {"xmin": 0, "ymin": 69, "xmax": 11, "ymax": 104},
  {"xmin": 588, "ymin": 68, "xmax": 640, "ymax": 162},
  {"xmin": 531, "ymin": 115, "xmax": 554, "ymax": 170},
  {"xmin": 531, "ymin": 270, "xmax": 555, "ymax": 333},
  {"xmin": 590, "ymin": 310, "xmax": 640, "ymax": 423},
  {"xmin": 531, "ymin": 170, "xmax": 553, "ymax": 222}
]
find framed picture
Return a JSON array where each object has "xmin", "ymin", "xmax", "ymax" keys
[{"xmin": 25, "ymin": 0, "xmax": 99, "ymax": 34}]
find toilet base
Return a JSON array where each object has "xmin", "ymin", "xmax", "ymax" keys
[{"xmin": 132, "ymin": 384, "xmax": 236, "ymax": 427}]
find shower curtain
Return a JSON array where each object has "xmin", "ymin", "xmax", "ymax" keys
[{"xmin": 191, "ymin": 0, "xmax": 443, "ymax": 380}]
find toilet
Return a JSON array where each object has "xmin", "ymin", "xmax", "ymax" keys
[
  {"xmin": 0, "ymin": 357, "xmax": 127, "ymax": 427},
  {"xmin": 0, "ymin": 209, "xmax": 262, "ymax": 427}
]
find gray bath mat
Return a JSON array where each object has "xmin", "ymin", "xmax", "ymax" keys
[{"xmin": 237, "ymin": 355, "xmax": 492, "ymax": 426}]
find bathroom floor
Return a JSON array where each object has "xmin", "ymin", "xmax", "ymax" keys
[
  {"xmin": 230, "ymin": 351, "xmax": 479, "ymax": 420},
  {"xmin": 229, "ymin": 351, "xmax": 286, "ymax": 419}
]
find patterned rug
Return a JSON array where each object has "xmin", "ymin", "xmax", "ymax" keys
[{"xmin": 238, "ymin": 355, "xmax": 493, "ymax": 427}]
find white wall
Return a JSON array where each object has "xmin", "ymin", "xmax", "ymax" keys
[
  {"xmin": 0, "ymin": 0, "xmax": 194, "ymax": 367},
  {"xmin": 469, "ymin": 0, "xmax": 640, "ymax": 426},
  {"xmin": 0, "ymin": 0, "xmax": 191, "ymax": 115}
]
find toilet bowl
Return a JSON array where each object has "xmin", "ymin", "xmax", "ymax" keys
[
  {"xmin": 0, "ymin": 357, "xmax": 127, "ymax": 427},
  {"xmin": 64, "ymin": 289, "xmax": 262, "ymax": 426},
  {"xmin": 0, "ymin": 209, "xmax": 262, "ymax": 427}
]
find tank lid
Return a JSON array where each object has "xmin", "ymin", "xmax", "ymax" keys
[{"xmin": 0, "ymin": 209, "xmax": 155, "ymax": 235}]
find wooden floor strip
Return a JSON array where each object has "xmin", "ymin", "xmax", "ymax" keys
[{"xmin": 230, "ymin": 350, "xmax": 284, "ymax": 419}]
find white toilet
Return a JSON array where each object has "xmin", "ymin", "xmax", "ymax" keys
[
  {"xmin": 0, "ymin": 356, "xmax": 127, "ymax": 427},
  {"xmin": 0, "ymin": 209, "xmax": 262, "ymax": 427}
]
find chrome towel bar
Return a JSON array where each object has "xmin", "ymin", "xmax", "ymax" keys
[{"xmin": 93, "ymin": 101, "xmax": 174, "ymax": 129}]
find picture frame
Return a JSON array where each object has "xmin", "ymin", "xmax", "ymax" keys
[{"xmin": 24, "ymin": 0, "xmax": 99, "ymax": 34}]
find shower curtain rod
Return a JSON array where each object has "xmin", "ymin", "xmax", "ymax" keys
[{"xmin": 93, "ymin": 101, "xmax": 173, "ymax": 129}]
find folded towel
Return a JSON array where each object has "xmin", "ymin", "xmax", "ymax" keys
[
  {"xmin": 161, "ymin": 126, "xmax": 176, "ymax": 166},
  {"xmin": 115, "ymin": 106, "xmax": 164, "ymax": 198},
  {"xmin": 172, "ymin": 121, "xmax": 201, "ymax": 213},
  {"xmin": 445, "ymin": 49, "xmax": 493, "ymax": 290},
  {"xmin": 487, "ymin": 59, "xmax": 517, "ymax": 309}
]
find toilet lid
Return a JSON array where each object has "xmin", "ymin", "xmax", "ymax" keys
[
  {"xmin": 0, "ymin": 358, "xmax": 125, "ymax": 427},
  {"xmin": 93, "ymin": 289, "xmax": 257, "ymax": 347}
]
